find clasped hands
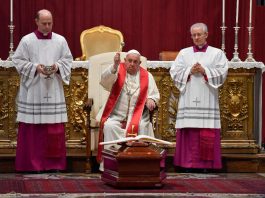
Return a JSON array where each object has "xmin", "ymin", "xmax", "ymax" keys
[
  {"xmin": 190, "ymin": 62, "xmax": 205, "ymax": 75},
  {"xmin": 36, "ymin": 64, "xmax": 58, "ymax": 76}
]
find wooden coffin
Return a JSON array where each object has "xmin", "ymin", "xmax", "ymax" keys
[{"xmin": 101, "ymin": 142, "xmax": 166, "ymax": 188}]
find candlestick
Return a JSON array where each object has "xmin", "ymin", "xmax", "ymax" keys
[
  {"xmin": 222, "ymin": 0, "xmax": 225, "ymax": 24},
  {"xmin": 220, "ymin": 25, "xmax": 227, "ymax": 53},
  {"xmin": 231, "ymin": 24, "xmax": 241, "ymax": 62},
  {"xmin": 236, "ymin": 0, "xmax": 239, "ymax": 24},
  {"xmin": 10, "ymin": 0, "xmax": 13, "ymax": 22},
  {"xmin": 245, "ymin": 25, "xmax": 256, "ymax": 62},
  {"xmin": 7, "ymin": 0, "xmax": 15, "ymax": 60},
  {"xmin": 7, "ymin": 22, "xmax": 15, "ymax": 60},
  {"xmin": 249, "ymin": 0, "xmax": 252, "ymax": 24}
]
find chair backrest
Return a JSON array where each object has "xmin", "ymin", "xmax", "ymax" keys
[
  {"xmin": 79, "ymin": 25, "xmax": 124, "ymax": 60},
  {"xmin": 88, "ymin": 52, "xmax": 147, "ymax": 127},
  {"xmin": 159, "ymin": 51, "xmax": 179, "ymax": 61}
]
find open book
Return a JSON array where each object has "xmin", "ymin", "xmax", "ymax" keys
[{"xmin": 99, "ymin": 135, "xmax": 172, "ymax": 146}]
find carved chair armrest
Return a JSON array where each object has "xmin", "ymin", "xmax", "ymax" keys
[
  {"xmin": 84, "ymin": 98, "xmax": 93, "ymax": 111},
  {"xmin": 83, "ymin": 98, "xmax": 94, "ymax": 173},
  {"xmin": 149, "ymin": 105, "xmax": 158, "ymax": 123},
  {"xmin": 75, "ymin": 55, "xmax": 87, "ymax": 61}
]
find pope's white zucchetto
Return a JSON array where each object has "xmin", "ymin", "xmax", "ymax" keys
[{"xmin": 127, "ymin": 49, "xmax": 141, "ymax": 56}]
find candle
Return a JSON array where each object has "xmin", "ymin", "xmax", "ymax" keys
[
  {"xmin": 10, "ymin": 0, "xmax": 13, "ymax": 22},
  {"xmin": 249, "ymin": 0, "xmax": 252, "ymax": 24},
  {"xmin": 236, "ymin": 0, "xmax": 239, "ymax": 24},
  {"xmin": 222, "ymin": 0, "xmax": 225, "ymax": 24}
]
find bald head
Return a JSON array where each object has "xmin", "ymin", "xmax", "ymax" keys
[
  {"xmin": 35, "ymin": 9, "xmax": 53, "ymax": 35},
  {"xmin": 36, "ymin": 9, "xmax": 52, "ymax": 20}
]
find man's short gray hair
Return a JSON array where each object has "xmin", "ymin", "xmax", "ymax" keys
[{"xmin": 190, "ymin": 23, "xmax": 208, "ymax": 33}]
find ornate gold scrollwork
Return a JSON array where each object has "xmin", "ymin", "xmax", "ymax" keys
[
  {"xmin": 0, "ymin": 68, "xmax": 19, "ymax": 148},
  {"xmin": 0, "ymin": 66, "xmax": 259, "ymax": 155},
  {"xmin": 220, "ymin": 78, "xmax": 248, "ymax": 132},
  {"xmin": 0, "ymin": 67, "xmax": 89, "ymax": 155},
  {"xmin": 219, "ymin": 69, "xmax": 255, "ymax": 142},
  {"xmin": 150, "ymin": 67, "xmax": 258, "ymax": 153},
  {"xmin": 65, "ymin": 68, "xmax": 88, "ymax": 147},
  {"xmin": 149, "ymin": 68, "xmax": 179, "ymax": 142}
]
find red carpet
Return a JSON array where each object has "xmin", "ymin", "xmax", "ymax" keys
[{"xmin": 1, "ymin": 173, "xmax": 265, "ymax": 194}]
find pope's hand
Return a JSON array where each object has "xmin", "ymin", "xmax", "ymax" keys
[
  {"xmin": 146, "ymin": 98, "xmax": 156, "ymax": 111},
  {"xmin": 113, "ymin": 52, "xmax": 121, "ymax": 70}
]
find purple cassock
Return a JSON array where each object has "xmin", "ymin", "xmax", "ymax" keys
[
  {"xmin": 15, "ymin": 123, "xmax": 66, "ymax": 172},
  {"xmin": 173, "ymin": 128, "xmax": 222, "ymax": 169}
]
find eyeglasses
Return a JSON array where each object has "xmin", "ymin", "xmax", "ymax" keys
[{"xmin": 191, "ymin": 33, "xmax": 205, "ymax": 38}]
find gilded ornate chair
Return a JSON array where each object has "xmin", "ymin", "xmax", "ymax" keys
[
  {"xmin": 76, "ymin": 25, "xmax": 125, "ymax": 60},
  {"xmin": 78, "ymin": 26, "xmax": 124, "ymax": 172}
]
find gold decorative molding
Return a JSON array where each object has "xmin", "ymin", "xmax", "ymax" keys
[
  {"xmin": 64, "ymin": 68, "xmax": 88, "ymax": 155},
  {"xmin": 149, "ymin": 68, "xmax": 179, "ymax": 143},
  {"xmin": 149, "ymin": 67, "xmax": 259, "ymax": 153},
  {"xmin": 0, "ymin": 66, "xmax": 260, "ymax": 156},
  {"xmin": 0, "ymin": 67, "xmax": 89, "ymax": 156},
  {"xmin": 0, "ymin": 67, "xmax": 19, "ymax": 153},
  {"xmin": 219, "ymin": 68, "xmax": 258, "ymax": 153}
]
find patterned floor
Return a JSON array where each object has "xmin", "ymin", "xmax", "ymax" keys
[{"xmin": 1, "ymin": 173, "xmax": 265, "ymax": 198}]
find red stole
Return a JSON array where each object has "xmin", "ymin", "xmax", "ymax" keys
[{"xmin": 97, "ymin": 63, "xmax": 149, "ymax": 162}]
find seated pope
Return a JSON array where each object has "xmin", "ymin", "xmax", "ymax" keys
[{"xmin": 96, "ymin": 49, "xmax": 160, "ymax": 171}]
